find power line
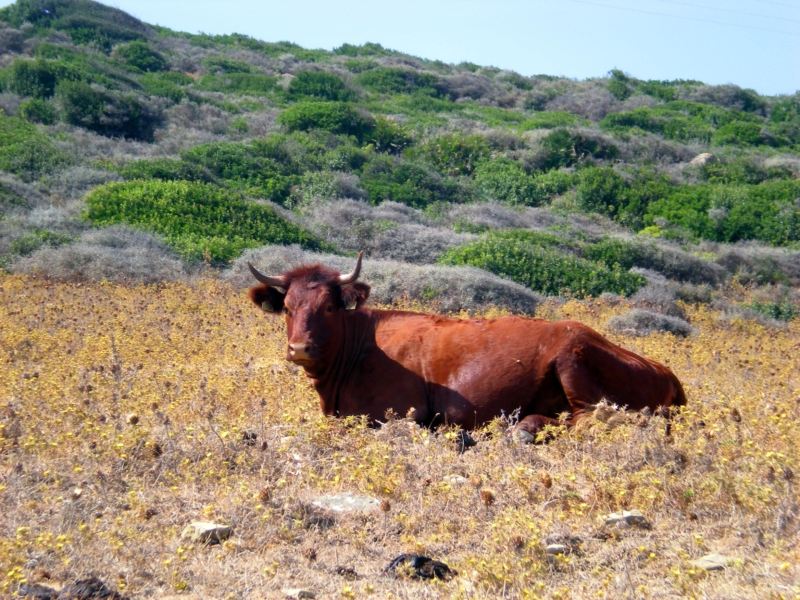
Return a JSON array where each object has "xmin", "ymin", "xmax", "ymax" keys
[
  {"xmin": 561, "ymin": 0, "xmax": 800, "ymax": 36},
  {"xmin": 746, "ymin": 0, "xmax": 800, "ymax": 9},
  {"xmin": 651, "ymin": 0, "xmax": 800, "ymax": 23}
]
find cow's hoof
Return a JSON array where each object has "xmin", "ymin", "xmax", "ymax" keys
[{"xmin": 512, "ymin": 429, "xmax": 536, "ymax": 444}]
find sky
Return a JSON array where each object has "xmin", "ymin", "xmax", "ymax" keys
[{"xmin": 2, "ymin": 0, "xmax": 798, "ymax": 96}]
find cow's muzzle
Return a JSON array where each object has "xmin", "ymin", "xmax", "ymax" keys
[{"xmin": 287, "ymin": 341, "xmax": 315, "ymax": 365}]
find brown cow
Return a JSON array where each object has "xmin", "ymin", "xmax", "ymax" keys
[{"xmin": 247, "ymin": 253, "xmax": 686, "ymax": 439}]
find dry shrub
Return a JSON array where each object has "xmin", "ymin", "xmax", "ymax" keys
[
  {"xmin": 302, "ymin": 199, "xmax": 473, "ymax": 264},
  {"xmin": 607, "ymin": 308, "xmax": 695, "ymax": 337},
  {"xmin": 711, "ymin": 241, "xmax": 800, "ymax": 286},
  {"xmin": 0, "ymin": 92, "xmax": 23, "ymax": 116},
  {"xmin": 11, "ymin": 225, "xmax": 191, "ymax": 284},
  {"xmin": 0, "ymin": 173, "xmax": 52, "ymax": 211},
  {"xmin": 546, "ymin": 85, "xmax": 620, "ymax": 121},
  {"xmin": 45, "ymin": 166, "xmax": 123, "ymax": 202},
  {"xmin": 227, "ymin": 244, "xmax": 541, "ymax": 313},
  {"xmin": 163, "ymin": 99, "xmax": 233, "ymax": 135},
  {"xmin": 51, "ymin": 123, "xmax": 153, "ymax": 163}
]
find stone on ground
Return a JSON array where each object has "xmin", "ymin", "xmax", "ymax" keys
[
  {"xmin": 312, "ymin": 493, "xmax": 380, "ymax": 513},
  {"xmin": 690, "ymin": 553, "xmax": 736, "ymax": 571},
  {"xmin": 180, "ymin": 522, "xmax": 233, "ymax": 544},
  {"xmin": 602, "ymin": 510, "xmax": 650, "ymax": 528}
]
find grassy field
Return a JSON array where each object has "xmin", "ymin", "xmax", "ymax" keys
[{"xmin": 0, "ymin": 273, "xmax": 798, "ymax": 599}]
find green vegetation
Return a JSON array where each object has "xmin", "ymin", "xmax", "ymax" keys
[
  {"xmin": 115, "ymin": 41, "xmax": 167, "ymax": 72},
  {"xmin": 278, "ymin": 102, "xmax": 373, "ymax": 140},
  {"xmin": 439, "ymin": 230, "xmax": 646, "ymax": 298},
  {"xmin": 85, "ymin": 180, "xmax": 324, "ymax": 261},
  {"xmin": 287, "ymin": 71, "xmax": 353, "ymax": 102},
  {"xmin": 1, "ymin": 0, "xmax": 799, "ymax": 293},
  {"xmin": 0, "ymin": 111, "xmax": 68, "ymax": 180},
  {"xmin": 742, "ymin": 299, "xmax": 799, "ymax": 321}
]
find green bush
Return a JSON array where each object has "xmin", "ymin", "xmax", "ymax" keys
[
  {"xmin": 600, "ymin": 107, "xmax": 713, "ymax": 143},
  {"xmin": 140, "ymin": 72, "xmax": 186, "ymax": 103},
  {"xmin": 575, "ymin": 167, "xmax": 627, "ymax": 218},
  {"xmin": 344, "ymin": 59, "xmax": 378, "ymax": 74},
  {"xmin": 360, "ymin": 156, "xmax": 459, "ymax": 208},
  {"xmin": 195, "ymin": 73, "xmax": 277, "ymax": 95},
  {"xmin": 419, "ymin": 133, "xmax": 489, "ymax": 177},
  {"xmin": 607, "ymin": 70, "xmax": 633, "ymax": 101},
  {"xmin": 10, "ymin": 229, "xmax": 75, "ymax": 257},
  {"xmin": 473, "ymin": 158, "xmax": 540, "ymax": 205},
  {"xmin": 118, "ymin": 158, "xmax": 213, "ymax": 183},
  {"xmin": 356, "ymin": 67, "xmax": 440, "ymax": 95},
  {"xmin": 742, "ymin": 300, "xmax": 799, "ymax": 322},
  {"xmin": 180, "ymin": 141, "xmax": 301, "ymax": 204},
  {"xmin": 363, "ymin": 116, "xmax": 412, "ymax": 153},
  {"xmin": 520, "ymin": 111, "xmax": 581, "ymax": 130},
  {"xmin": 19, "ymin": 98, "xmax": 58, "ymax": 124},
  {"xmin": 277, "ymin": 102, "xmax": 373, "ymax": 141},
  {"xmin": 439, "ymin": 230, "xmax": 645, "ymax": 298},
  {"xmin": 541, "ymin": 129, "xmax": 618, "ymax": 170},
  {"xmin": 711, "ymin": 121, "xmax": 763, "ymax": 146},
  {"xmin": 645, "ymin": 180, "xmax": 800, "ymax": 246},
  {"xmin": 115, "ymin": 41, "xmax": 166, "ymax": 72},
  {"xmin": 287, "ymin": 71, "xmax": 353, "ymax": 102},
  {"xmin": 0, "ymin": 58, "xmax": 82, "ymax": 99},
  {"xmin": 333, "ymin": 42, "xmax": 392, "ymax": 57},
  {"xmin": 56, "ymin": 80, "xmax": 156, "ymax": 140},
  {"xmin": 201, "ymin": 56, "xmax": 253, "ymax": 74},
  {"xmin": 637, "ymin": 80, "xmax": 677, "ymax": 102},
  {"xmin": 84, "ymin": 180, "xmax": 325, "ymax": 262},
  {"xmin": 0, "ymin": 112, "xmax": 69, "ymax": 180},
  {"xmin": 770, "ymin": 95, "xmax": 799, "ymax": 124}
]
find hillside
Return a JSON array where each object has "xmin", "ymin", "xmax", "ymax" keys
[{"xmin": 0, "ymin": 0, "xmax": 798, "ymax": 322}]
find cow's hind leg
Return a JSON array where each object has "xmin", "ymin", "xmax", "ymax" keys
[{"xmin": 513, "ymin": 414, "xmax": 572, "ymax": 443}]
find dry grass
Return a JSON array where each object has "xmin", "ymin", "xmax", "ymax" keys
[{"xmin": 1, "ymin": 274, "xmax": 798, "ymax": 600}]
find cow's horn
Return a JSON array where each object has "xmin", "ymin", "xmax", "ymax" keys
[
  {"xmin": 337, "ymin": 251, "xmax": 363, "ymax": 285},
  {"xmin": 247, "ymin": 261, "xmax": 286, "ymax": 287}
]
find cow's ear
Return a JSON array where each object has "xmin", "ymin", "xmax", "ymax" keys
[
  {"xmin": 248, "ymin": 285, "xmax": 285, "ymax": 313},
  {"xmin": 341, "ymin": 282, "xmax": 370, "ymax": 310}
]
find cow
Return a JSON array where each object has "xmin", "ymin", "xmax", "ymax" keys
[{"xmin": 247, "ymin": 252, "xmax": 686, "ymax": 440}]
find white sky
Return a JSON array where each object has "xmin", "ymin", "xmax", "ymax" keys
[{"xmin": 2, "ymin": 0, "xmax": 798, "ymax": 96}]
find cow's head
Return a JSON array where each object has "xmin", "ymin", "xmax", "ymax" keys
[{"xmin": 247, "ymin": 252, "xmax": 370, "ymax": 374}]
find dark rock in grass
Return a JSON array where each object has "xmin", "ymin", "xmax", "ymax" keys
[
  {"xmin": 17, "ymin": 583, "xmax": 58, "ymax": 600},
  {"xmin": 455, "ymin": 429, "xmax": 477, "ymax": 453},
  {"xmin": 19, "ymin": 577, "xmax": 129, "ymax": 599},
  {"xmin": 385, "ymin": 553, "xmax": 456, "ymax": 580}
]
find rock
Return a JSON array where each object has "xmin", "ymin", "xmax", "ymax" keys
[
  {"xmin": 16, "ymin": 583, "xmax": 58, "ymax": 600},
  {"xmin": 512, "ymin": 429, "xmax": 535, "ymax": 444},
  {"xmin": 443, "ymin": 474, "xmax": 469, "ymax": 485},
  {"xmin": 180, "ymin": 522, "xmax": 232, "ymax": 544},
  {"xmin": 280, "ymin": 435, "xmax": 298, "ymax": 448},
  {"xmin": 603, "ymin": 510, "xmax": 650, "ymax": 529},
  {"xmin": 59, "ymin": 577, "xmax": 128, "ymax": 599},
  {"xmin": 455, "ymin": 429, "xmax": 477, "ymax": 453},
  {"xmin": 689, "ymin": 153, "xmax": 716, "ymax": 167},
  {"xmin": 311, "ymin": 493, "xmax": 380, "ymax": 513},
  {"xmin": 384, "ymin": 553, "xmax": 456, "ymax": 580},
  {"xmin": 690, "ymin": 553, "xmax": 736, "ymax": 571},
  {"xmin": 545, "ymin": 544, "xmax": 568, "ymax": 555},
  {"xmin": 282, "ymin": 590, "xmax": 316, "ymax": 599}
]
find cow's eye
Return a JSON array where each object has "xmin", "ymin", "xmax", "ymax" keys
[
  {"xmin": 283, "ymin": 307, "xmax": 292, "ymax": 317},
  {"xmin": 326, "ymin": 304, "xmax": 334, "ymax": 313}
]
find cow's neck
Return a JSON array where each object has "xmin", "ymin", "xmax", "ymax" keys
[{"xmin": 309, "ymin": 309, "xmax": 372, "ymax": 416}]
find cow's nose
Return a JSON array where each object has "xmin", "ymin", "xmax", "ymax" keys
[{"xmin": 287, "ymin": 342, "xmax": 312, "ymax": 361}]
